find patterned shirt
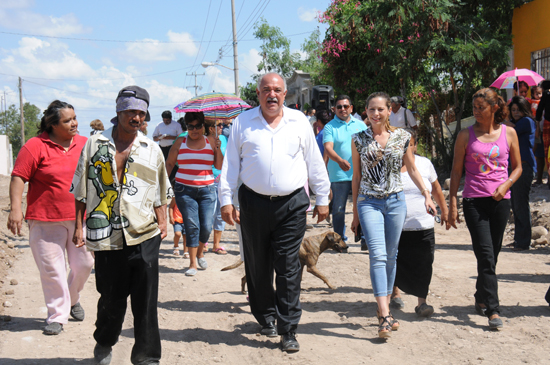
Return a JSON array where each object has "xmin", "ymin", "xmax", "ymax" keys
[
  {"xmin": 352, "ymin": 127, "xmax": 410, "ymax": 197},
  {"xmin": 71, "ymin": 127, "xmax": 172, "ymax": 251}
]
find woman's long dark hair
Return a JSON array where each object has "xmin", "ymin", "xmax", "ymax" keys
[
  {"xmin": 39, "ymin": 100, "xmax": 74, "ymax": 134},
  {"xmin": 509, "ymin": 96, "xmax": 533, "ymax": 121}
]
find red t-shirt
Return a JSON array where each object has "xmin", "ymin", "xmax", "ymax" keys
[
  {"xmin": 172, "ymin": 203, "xmax": 183, "ymax": 223},
  {"xmin": 12, "ymin": 132, "xmax": 87, "ymax": 221}
]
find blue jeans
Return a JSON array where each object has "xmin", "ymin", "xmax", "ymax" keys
[
  {"xmin": 357, "ymin": 192, "xmax": 407, "ymax": 297},
  {"xmin": 212, "ymin": 182, "xmax": 226, "ymax": 232},
  {"xmin": 331, "ymin": 181, "xmax": 352, "ymax": 241},
  {"xmin": 174, "ymin": 183, "xmax": 216, "ymax": 248}
]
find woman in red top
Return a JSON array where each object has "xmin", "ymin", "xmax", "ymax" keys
[
  {"xmin": 7, "ymin": 100, "xmax": 94, "ymax": 335},
  {"xmin": 166, "ymin": 112, "xmax": 222, "ymax": 276}
]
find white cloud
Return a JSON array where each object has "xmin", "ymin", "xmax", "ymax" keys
[
  {"xmin": 0, "ymin": 36, "xmax": 195, "ymax": 135},
  {"xmin": 145, "ymin": 80, "xmax": 193, "ymax": 109},
  {"xmin": 292, "ymin": 48, "xmax": 308, "ymax": 61},
  {"xmin": 298, "ymin": 7, "xmax": 319, "ymax": 22},
  {"xmin": 239, "ymin": 48, "xmax": 263, "ymax": 78},
  {"xmin": 123, "ymin": 31, "xmax": 198, "ymax": 62},
  {"xmin": 202, "ymin": 67, "xmax": 237, "ymax": 95},
  {"xmin": 0, "ymin": 0, "xmax": 33, "ymax": 9},
  {"xmin": 0, "ymin": 2, "xmax": 89, "ymax": 36},
  {"xmin": 1, "ymin": 37, "xmax": 95, "ymax": 79}
]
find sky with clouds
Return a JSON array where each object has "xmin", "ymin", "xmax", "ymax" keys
[{"xmin": 0, "ymin": 0, "xmax": 326, "ymax": 136}]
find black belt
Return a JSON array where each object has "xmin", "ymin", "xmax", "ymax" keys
[{"xmin": 242, "ymin": 184, "xmax": 302, "ymax": 201}]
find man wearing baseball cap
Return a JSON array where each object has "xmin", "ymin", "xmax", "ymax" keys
[{"xmin": 71, "ymin": 85, "xmax": 172, "ymax": 365}]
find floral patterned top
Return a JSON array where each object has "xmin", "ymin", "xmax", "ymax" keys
[{"xmin": 352, "ymin": 127, "xmax": 411, "ymax": 197}]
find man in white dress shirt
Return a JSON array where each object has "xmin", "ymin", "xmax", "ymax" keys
[
  {"xmin": 218, "ymin": 72, "xmax": 330, "ymax": 353},
  {"xmin": 389, "ymin": 96, "xmax": 418, "ymax": 130},
  {"xmin": 152, "ymin": 110, "xmax": 183, "ymax": 160}
]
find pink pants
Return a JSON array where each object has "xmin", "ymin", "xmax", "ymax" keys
[{"xmin": 28, "ymin": 220, "xmax": 94, "ymax": 324}]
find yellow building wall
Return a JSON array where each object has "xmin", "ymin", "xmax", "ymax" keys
[{"xmin": 513, "ymin": 0, "xmax": 550, "ymax": 70}]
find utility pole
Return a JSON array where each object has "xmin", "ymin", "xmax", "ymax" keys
[
  {"xmin": 186, "ymin": 71, "xmax": 205, "ymax": 96},
  {"xmin": 231, "ymin": 0, "xmax": 240, "ymax": 97},
  {"xmin": 19, "ymin": 77, "xmax": 25, "ymax": 146},
  {"xmin": 1, "ymin": 92, "xmax": 4, "ymax": 133}
]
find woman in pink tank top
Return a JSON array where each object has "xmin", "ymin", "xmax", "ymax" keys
[
  {"xmin": 448, "ymin": 88, "xmax": 522, "ymax": 331},
  {"xmin": 166, "ymin": 112, "xmax": 223, "ymax": 276}
]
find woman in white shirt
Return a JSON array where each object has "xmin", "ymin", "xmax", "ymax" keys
[{"xmin": 390, "ymin": 128, "xmax": 449, "ymax": 317}]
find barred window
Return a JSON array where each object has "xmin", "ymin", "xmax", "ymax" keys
[{"xmin": 532, "ymin": 47, "xmax": 550, "ymax": 80}]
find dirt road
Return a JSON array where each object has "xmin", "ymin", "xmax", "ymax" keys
[{"xmin": 1, "ymin": 174, "xmax": 549, "ymax": 364}]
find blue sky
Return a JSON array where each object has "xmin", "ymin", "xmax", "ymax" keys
[{"xmin": 0, "ymin": 0, "xmax": 329, "ymax": 136}]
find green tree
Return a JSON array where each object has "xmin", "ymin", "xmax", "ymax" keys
[
  {"xmin": 298, "ymin": 28, "xmax": 329, "ymax": 86},
  {"xmin": 0, "ymin": 102, "xmax": 41, "ymax": 157},
  {"xmin": 319, "ymin": 0, "xmax": 530, "ymax": 170},
  {"xmin": 239, "ymin": 82, "xmax": 259, "ymax": 106},
  {"xmin": 253, "ymin": 18, "xmax": 301, "ymax": 78}
]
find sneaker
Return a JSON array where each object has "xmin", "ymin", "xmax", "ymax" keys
[
  {"xmin": 94, "ymin": 343, "xmax": 113, "ymax": 365},
  {"xmin": 415, "ymin": 303, "xmax": 434, "ymax": 317},
  {"xmin": 488, "ymin": 316, "xmax": 503, "ymax": 330},
  {"xmin": 197, "ymin": 257, "xmax": 208, "ymax": 270},
  {"xmin": 389, "ymin": 297, "xmax": 405, "ymax": 309},
  {"xmin": 70, "ymin": 302, "xmax": 85, "ymax": 321},
  {"xmin": 185, "ymin": 268, "xmax": 198, "ymax": 276},
  {"xmin": 43, "ymin": 322, "xmax": 63, "ymax": 335}
]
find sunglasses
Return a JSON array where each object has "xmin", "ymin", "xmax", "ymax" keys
[
  {"xmin": 336, "ymin": 104, "xmax": 350, "ymax": 110},
  {"xmin": 187, "ymin": 123, "xmax": 203, "ymax": 131}
]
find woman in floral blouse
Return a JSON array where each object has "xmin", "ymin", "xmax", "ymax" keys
[{"xmin": 351, "ymin": 92, "xmax": 436, "ymax": 339}]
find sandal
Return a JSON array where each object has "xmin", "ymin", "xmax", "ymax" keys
[
  {"xmin": 389, "ymin": 312, "xmax": 400, "ymax": 331},
  {"xmin": 213, "ymin": 247, "xmax": 227, "ymax": 255},
  {"xmin": 172, "ymin": 248, "xmax": 180, "ymax": 256},
  {"xmin": 183, "ymin": 252, "xmax": 190, "ymax": 259},
  {"xmin": 378, "ymin": 316, "xmax": 392, "ymax": 338}
]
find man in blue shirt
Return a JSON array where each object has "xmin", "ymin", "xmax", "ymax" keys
[{"xmin": 323, "ymin": 95, "xmax": 367, "ymax": 244}]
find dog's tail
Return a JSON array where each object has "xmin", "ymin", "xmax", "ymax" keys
[{"xmin": 221, "ymin": 259, "xmax": 243, "ymax": 271}]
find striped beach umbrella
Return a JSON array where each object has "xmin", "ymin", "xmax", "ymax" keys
[{"xmin": 174, "ymin": 92, "xmax": 251, "ymax": 119}]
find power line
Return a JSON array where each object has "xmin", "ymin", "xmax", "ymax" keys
[
  {"xmin": 197, "ymin": 0, "xmax": 225, "ymax": 85},
  {"xmin": 219, "ymin": 0, "xmax": 250, "ymax": 54},
  {"xmin": 0, "ymin": 30, "xmax": 237, "ymax": 44},
  {"xmin": 185, "ymin": 0, "xmax": 213, "ymax": 88},
  {"xmin": 0, "ymin": 29, "xmax": 314, "ymax": 49},
  {"xmin": 0, "ymin": 65, "xmax": 196, "ymax": 82},
  {"xmin": 23, "ymin": 80, "xmax": 114, "ymax": 100},
  {"xmin": 238, "ymin": 0, "xmax": 271, "ymax": 42},
  {"xmin": 219, "ymin": 0, "xmax": 271, "ymax": 59},
  {"xmin": 219, "ymin": 0, "xmax": 266, "ymax": 57}
]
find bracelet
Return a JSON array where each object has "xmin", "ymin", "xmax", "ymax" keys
[
  {"xmin": 508, "ymin": 178, "xmax": 513, "ymax": 184},
  {"xmin": 420, "ymin": 188, "xmax": 429, "ymax": 195}
]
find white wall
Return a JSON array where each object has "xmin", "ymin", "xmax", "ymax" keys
[{"xmin": 0, "ymin": 135, "xmax": 13, "ymax": 175}]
